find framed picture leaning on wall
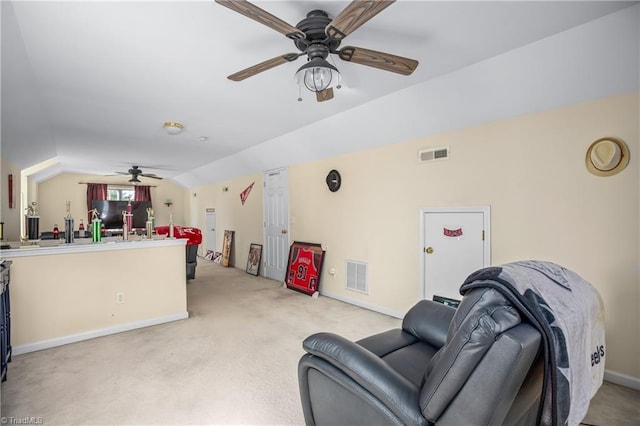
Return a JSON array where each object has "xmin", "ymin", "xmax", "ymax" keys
[
  {"xmin": 246, "ymin": 243, "xmax": 262, "ymax": 276},
  {"xmin": 285, "ymin": 241, "xmax": 325, "ymax": 296},
  {"xmin": 221, "ymin": 230, "xmax": 234, "ymax": 267}
]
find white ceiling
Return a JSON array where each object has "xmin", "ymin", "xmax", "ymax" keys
[{"xmin": 2, "ymin": 1, "xmax": 637, "ymax": 186}]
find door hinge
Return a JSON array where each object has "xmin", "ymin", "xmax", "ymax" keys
[{"xmin": 482, "ymin": 230, "xmax": 485, "ymax": 241}]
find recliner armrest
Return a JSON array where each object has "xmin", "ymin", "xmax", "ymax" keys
[
  {"xmin": 303, "ymin": 332, "xmax": 425, "ymax": 425},
  {"xmin": 402, "ymin": 300, "xmax": 456, "ymax": 348}
]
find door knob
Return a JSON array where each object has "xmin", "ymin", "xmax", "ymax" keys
[
  {"xmin": 281, "ymin": 229, "xmax": 288, "ymax": 234},
  {"xmin": 425, "ymin": 246, "xmax": 434, "ymax": 254}
]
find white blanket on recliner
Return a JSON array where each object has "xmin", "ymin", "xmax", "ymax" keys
[{"xmin": 460, "ymin": 260, "xmax": 605, "ymax": 426}]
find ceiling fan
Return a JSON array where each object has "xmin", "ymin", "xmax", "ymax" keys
[
  {"xmin": 215, "ymin": 0, "xmax": 419, "ymax": 102},
  {"xmin": 115, "ymin": 166, "xmax": 163, "ymax": 183}
]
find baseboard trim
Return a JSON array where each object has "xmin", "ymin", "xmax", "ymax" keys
[
  {"xmin": 13, "ymin": 312, "xmax": 189, "ymax": 356},
  {"xmin": 319, "ymin": 290, "xmax": 404, "ymax": 319},
  {"xmin": 604, "ymin": 369, "xmax": 640, "ymax": 390}
]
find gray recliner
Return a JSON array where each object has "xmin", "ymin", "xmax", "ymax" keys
[{"xmin": 298, "ymin": 287, "xmax": 544, "ymax": 425}]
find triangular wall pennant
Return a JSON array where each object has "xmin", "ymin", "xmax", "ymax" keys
[{"xmin": 240, "ymin": 182, "xmax": 255, "ymax": 205}]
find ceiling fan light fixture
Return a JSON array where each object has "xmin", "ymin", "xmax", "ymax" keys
[
  {"xmin": 163, "ymin": 121, "xmax": 184, "ymax": 135},
  {"xmin": 295, "ymin": 58, "xmax": 341, "ymax": 93}
]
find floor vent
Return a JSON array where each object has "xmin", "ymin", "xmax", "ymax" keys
[
  {"xmin": 418, "ymin": 146, "xmax": 450, "ymax": 163},
  {"xmin": 346, "ymin": 260, "xmax": 368, "ymax": 294}
]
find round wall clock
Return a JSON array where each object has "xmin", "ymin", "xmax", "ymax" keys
[{"xmin": 326, "ymin": 169, "xmax": 341, "ymax": 192}]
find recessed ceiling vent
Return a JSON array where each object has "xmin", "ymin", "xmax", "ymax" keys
[{"xmin": 418, "ymin": 146, "xmax": 450, "ymax": 163}]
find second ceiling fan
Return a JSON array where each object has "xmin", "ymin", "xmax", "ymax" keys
[
  {"xmin": 115, "ymin": 166, "xmax": 163, "ymax": 183},
  {"xmin": 215, "ymin": 0, "xmax": 419, "ymax": 102}
]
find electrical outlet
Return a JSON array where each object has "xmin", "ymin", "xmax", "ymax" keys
[{"xmin": 116, "ymin": 292, "xmax": 125, "ymax": 304}]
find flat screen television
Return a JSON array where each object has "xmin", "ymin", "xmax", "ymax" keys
[{"xmin": 91, "ymin": 200, "xmax": 152, "ymax": 230}]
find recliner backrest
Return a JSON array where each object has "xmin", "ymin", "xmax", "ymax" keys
[
  {"xmin": 402, "ymin": 299, "xmax": 457, "ymax": 349},
  {"xmin": 419, "ymin": 288, "xmax": 527, "ymax": 423}
]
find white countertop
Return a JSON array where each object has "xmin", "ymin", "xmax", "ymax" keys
[{"xmin": 0, "ymin": 237, "xmax": 186, "ymax": 258}]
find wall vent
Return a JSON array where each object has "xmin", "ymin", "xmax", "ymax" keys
[
  {"xmin": 418, "ymin": 146, "xmax": 450, "ymax": 163},
  {"xmin": 346, "ymin": 260, "xmax": 368, "ymax": 294}
]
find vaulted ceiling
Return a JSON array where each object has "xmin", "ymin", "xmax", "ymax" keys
[{"xmin": 2, "ymin": 1, "xmax": 637, "ymax": 186}]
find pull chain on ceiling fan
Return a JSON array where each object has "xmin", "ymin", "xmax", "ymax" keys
[{"xmin": 215, "ymin": 0, "xmax": 419, "ymax": 102}]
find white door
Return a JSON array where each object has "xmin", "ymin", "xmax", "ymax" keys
[
  {"xmin": 263, "ymin": 168, "xmax": 289, "ymax": 281},
  {"xmin": 205, "ymin": 210, "xmax": 216, "ymax": 254},
  {"xmin": 421, "ymin": 207, "xmax": 490, "ymax": 302}
]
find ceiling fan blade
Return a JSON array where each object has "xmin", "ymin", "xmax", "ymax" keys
[
  {"xmin": 228, "ymin": 53, "xmax": 301, "ymax": 81},
  {"xmin": 140, "ymin": 174, "xmax": 163, "ymax": 180},
  {"xmin": 215, "ymin": 0, "xmax": 306, "ymax": 40},
  {"xmin": 338, "ymin": 46, "xmax": 418, "ymax": 75},
  {"xmin": 316, "ymin": 88, "xmax": 334, "ymax": 102},
  {"xmin": 325, "ymin": 0, "xmax": 395, "ymax": 41}
]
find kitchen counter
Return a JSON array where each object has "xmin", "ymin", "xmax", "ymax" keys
[{"xmin": 0, "ymin": 236, "xmax": 183, "ymax": 258}]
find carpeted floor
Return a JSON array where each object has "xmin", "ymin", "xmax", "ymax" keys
[{"xmin": 1, "ymin": 260, "xmax": 638, "ymax": 425}]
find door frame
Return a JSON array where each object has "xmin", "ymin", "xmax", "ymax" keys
[{"xmin": 418, "ymin": 206, "xmax": 491, "ymax": 300}]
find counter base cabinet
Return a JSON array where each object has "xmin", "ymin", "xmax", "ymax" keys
[
  {"xmin": 4, "ymin": 240, "xmax": 187, "ymax": 354},
  {"xmin": 1, "ymin": 261, "xmax": 12, "ymax": 382}
]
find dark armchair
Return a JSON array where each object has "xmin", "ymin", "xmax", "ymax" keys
[{"xmin": 298, "ymin": 287, "xmax": 544, "ymax": 425}]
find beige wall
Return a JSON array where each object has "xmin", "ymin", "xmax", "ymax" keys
[
  {"xmin": 0, "ymin": 157, "xmax": 22, "ymax": 241},
  {"xmin": 36, "ymin": 173, "xmax": 188, "ymax": 232},
  {"xmin": 187, "ymin": 93, "xmax": 639, "ymax": 379},
  {"xmin": 8, "ymin": 242, "xmax": 187, "ymax": 348},
  {"xmin": 189, "ymin": 173, "xmax": 264, "ymax": 262}
]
